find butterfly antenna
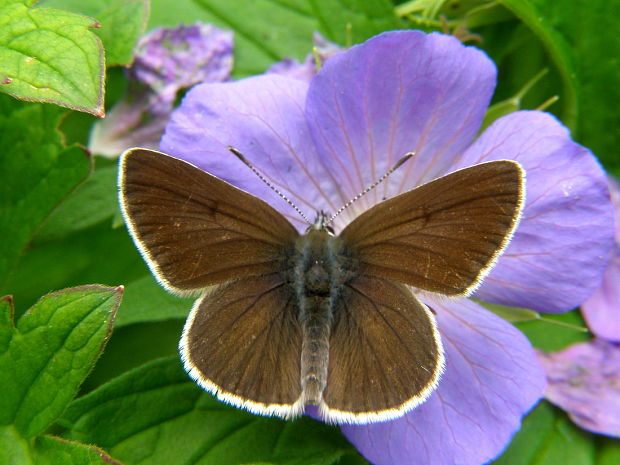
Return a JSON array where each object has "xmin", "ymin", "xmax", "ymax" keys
[
  {"xmin": 228, "ymin": 146, "xmax": 312, "ymax": 224},
  {"xmin": 326, "ymin": 152, "xmax": 415, "ymax": 225}
]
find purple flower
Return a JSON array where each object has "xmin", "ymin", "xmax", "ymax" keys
[
  {"xmin": 161, "ymin": 31, "xmax": 614, "ymax": 465},
  {"xmin": 538, "ymin": 339, "xmax": 620, "ymax": 437},
  {"xmin": 581, "ymin": 177, "xmax": 620, "ymax": 342},
  {"xmin": 90, "ymin": 23, "xmax": 233, "ymax": 157}
]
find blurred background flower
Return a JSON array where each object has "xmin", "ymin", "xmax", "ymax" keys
[
  {"xmin": 89, "ymin": 23, "xmax": 233, "ymax": 157},
  {"xmin": 538, "ymin": 339, "xmax": 620, "ymax": 438}
]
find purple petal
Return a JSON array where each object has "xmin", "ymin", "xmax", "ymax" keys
[
  {"xmin": 454, "ymin": 111, "xmax": 614, "ymax": 313},
  {"xmin": 582, "ymin": 177, "xmax": 620, "ymax": 341},
  {"xmin": 161, "ymin": 75, "xmax": 335, "ymax": 229},
  {"xmin": 582, "ymin": 248, "xmax": 620, "ymax": 341},
  {"xmin": 538, "ymin": 339, "xmax": 620, "ymax": 437},
  {"xmin": 305, "ymin": 30, "xmax": 496, "ymax": 226},
  {"xmin": 267, "ymin": 57, "xmax": 317, "ymax": 82},
  {"xmin": 342, "ymin": 297, "xmax": 545, "ymax": 465},
  {"xmin": 609, "ymin": 177, "xmax": 620, "ymax": 245}
]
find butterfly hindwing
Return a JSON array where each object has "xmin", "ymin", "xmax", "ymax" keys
[
  {"xmin": 180, "ymin": 273, "xmax": 304, "ymax": 417},
  {"xmin": 320, "ymin": 274, "xmax": 444, "ymax": 423},
  {"xmin": 119, "ymin": 148, "xmax": 299, "ymax": 294},
  {"xmin": 340, "ymin": 160, "xmax": 525, "ymax": 296}
]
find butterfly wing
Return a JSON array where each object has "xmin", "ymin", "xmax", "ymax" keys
[
  {"xmin": 180, "ymin": 273, "xmax": 304, "ymax": 417},
  {"xmin": 320, "ymin": 274, "xmax": 443, "ymax": 423},
  {"xmin": 119, "ymin": 148, "xmax": 299, "ymax": 294},
  {"xmin": 340, "ymin": 160, "xmax": 525, "ymax": 296}
]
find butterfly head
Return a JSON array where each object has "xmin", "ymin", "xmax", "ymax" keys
[{"xmin": 308, "ymin": 211, "xmax": 335, "ymax": 236}]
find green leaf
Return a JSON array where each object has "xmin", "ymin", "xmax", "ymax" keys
[
  {"xmin": 147, "ymin": 0, "xmax": 210, "ymax": 28},
  {"xmin": 0, "ymin": 285, "xmax": 122, "ymax": 437},
  {"xmin": 39, "ymin": 0, "xmax": 99, "ymax": 16},
  {"xmin": 0, "ymin": 101, "xmax": 91, "ymax": 293},
  {"xmin": 42, "ymin": 0, "xmax": 150, "ymax": 67},
  {"xmin": 0, "ymin": 424, "xmax": 30, "ymax": 465},
  {"xmin": 518, "ymin": 0, "xmax": 620, "ymax": 174},
  {"xmin": 0, "ymin": 425, "xmax": 122, "ymax": 465},
  {"xmin": 307, "ymin": 0, "xmax": 402, "ymax": 45},
  {"xmin": 4, "ymin": 221, "xmax": 145, "ymax": 315},
  {"xmin": 90, "ymin": 0, "xmax": 149, "ymax": 66},
  {"xmin": 492, "ymin": 401, "xmax": 594, "ymax": 465},
  {"xmin": 193, "ymin": 0, "xmax": 318, "ymax": 76},
  {"xmin": 598, "ymin": 439, "xmax": 620, "ymax": 465},
  {"xmin": 430, "ymin": 0, "xmax": 618, "ymax": 174},
  {"xmin": 480, "ymin": 68, "xmax": 551, "ymax": 132},
  {"xmin": 337, "ymin": 451, "xmax": 371, "ymax": 465},
  {"xmin": 32, "ymin": 435, "xmax": 122, "ymax": 465},
  {"xmin": 0, "ymin": 295, "xmax": 13, "ymax": 349},
  {"xmin": 34, "ymin": 164, "xmax": 119, "ymax": 243},
  {"xmin": 116, "ymin": 275, "xmax": 192, "ymax": 327},
  {"xmin": 492, "ymin": 0, "xmax": 578, "ymax": 129},
  {"xmin": 80, "ymin": 319, "xmax": 184, "ymax": 393},
  {"xmin": 516, "ymin": 309, "xmax": 591, "ymax": 352},
  {"xmin": 63, "ymin": 357, "xmax": 359, "ymax": 465},
  {"xmin": 474, "ymin": 299, "xmax": 540, "ymax": 323},
  {"xmin": 335, "ymin": 453, "xmax": 372, "ymax": 465},
  {"xmin": 0, "ymin": 0, "xmax": 105, "ymax": 115}
]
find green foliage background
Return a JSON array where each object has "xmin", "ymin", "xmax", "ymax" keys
[{"xmin": 0, "ymin": 0, "xmax": 618, "ymax": 464}]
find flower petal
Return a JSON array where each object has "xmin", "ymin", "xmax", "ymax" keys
[
  {"xmin": 582, "ymin": 177, "xmax": 620, "ymax": 341},
  {"xmin": 455, "ymin": 111, "xmax": 614, "ymax": 313},
  {"xmin": 581, "ymin": 248, "xmax": 620, "ymax": 341},
  {"xmin": 305, "ymin": 30, "xmax": 496, "ymax": 226},
  {"xmin": 267, "ymin": 57, "xmax": 316, "ymax": 82},
  {"xmin": 161, "ymin": 75, "xmax": 334, "ymax": 229},
  {"xmin": 341, "ymin": 297, "xmax": 545, "ymax": 465},
  {"xmin": 538, "ymin": 339, "xmax": 620, "ymax": 437}
]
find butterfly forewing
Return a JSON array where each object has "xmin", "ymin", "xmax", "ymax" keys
[
  {"xmin": 340, "ymin": 160, "xmax": 524, "ymax": 296},
  {"xmin": 119, "ymin": 149, "xmax": 299, "ymax": 294},
  {"xmin": 180, "ymin": 273, "xmax": 304, "ymax": 417},
  {"xmin": 321, "ymin": 274, "xmax": 443, "ymax": 423}
]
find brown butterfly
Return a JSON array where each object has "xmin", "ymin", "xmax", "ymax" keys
[{"xmin": 118, "ymin": 148, "xmax": 524, "ymax": 424}]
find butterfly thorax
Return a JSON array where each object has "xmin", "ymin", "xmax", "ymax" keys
[
  {"xmin": 287, "ymin": 226, "xmax": 357, "ymax": 405},
  {"xmin": 292, "ymin": 228, "xmax": 356, "ymax": 289}
]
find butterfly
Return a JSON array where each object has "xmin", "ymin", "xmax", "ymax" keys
[{"xmin": 119, "ymin": 147, "xmax": 524, "ymax": 424}]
